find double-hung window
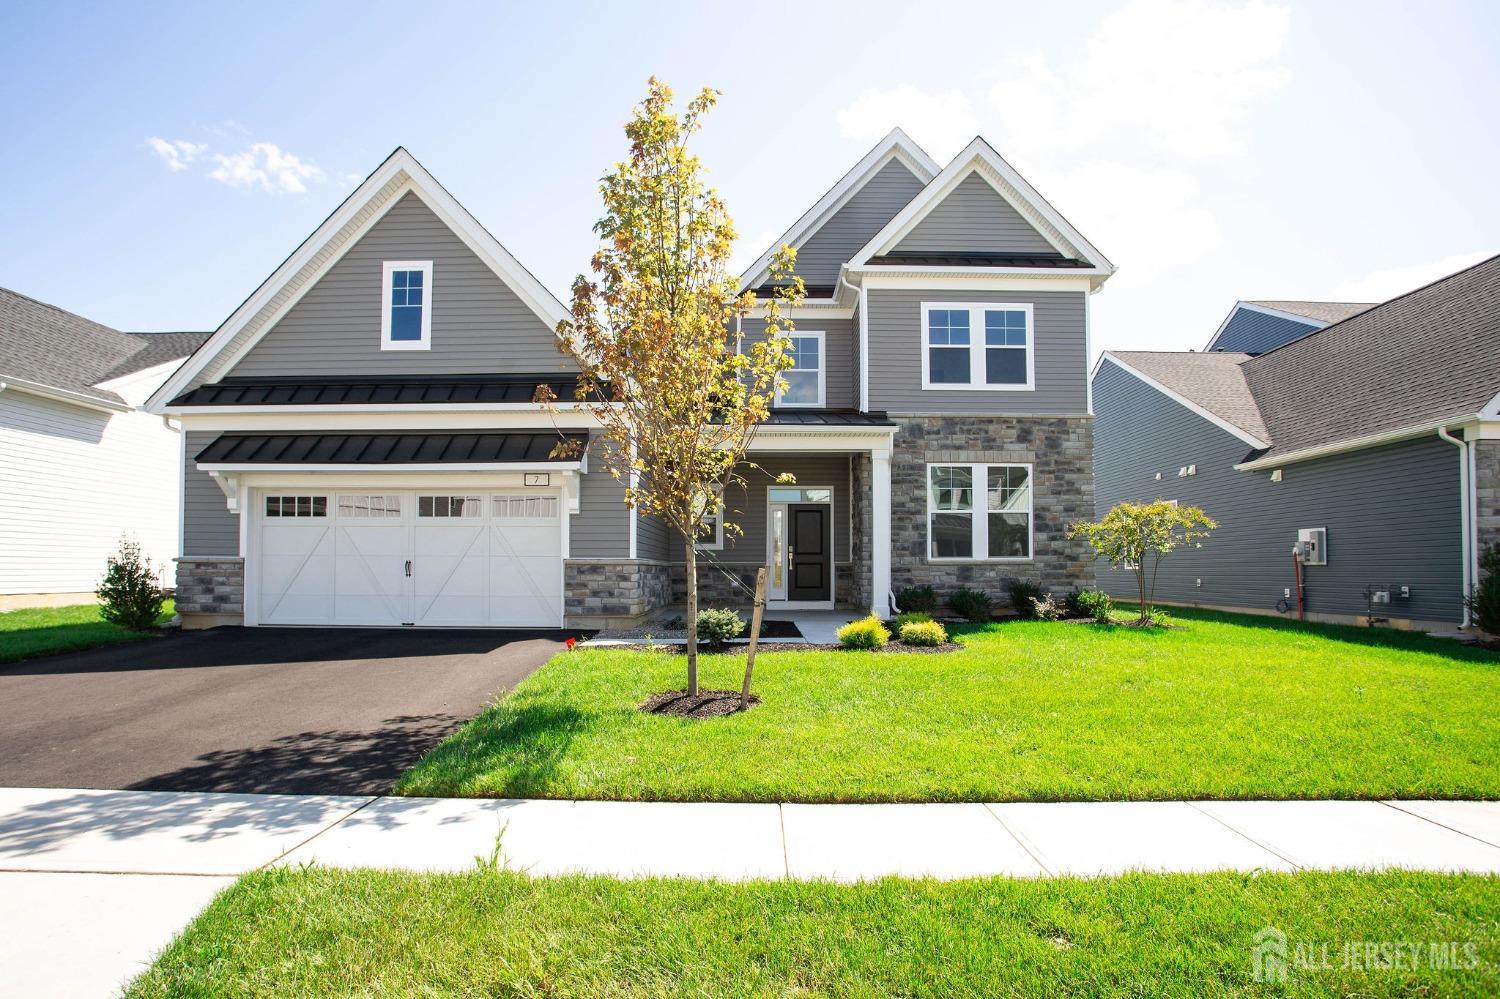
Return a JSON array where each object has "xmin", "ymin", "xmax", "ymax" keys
[
  {"xmin": 776, "ymin": 331, "xmax": 825, "ymax": 408},
  {"xmin": 921, "ymin": 303, "xmax": 1033, "ymax": 390},
  {"xmin": 926, "ymin": 463, "xmax": 1033, "ymax": 560},
  {"xmin": 382, "ymin": 260, "xmax": 433, "ymax": 350},
  {"xmin": 693, "ymin": 491, "xmax": 724, "ymax": 550}
]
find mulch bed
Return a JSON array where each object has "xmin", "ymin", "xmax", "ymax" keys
[
  {"xmin": 639, "ymin": 689, "xmax": 760, "ymax": 717},
  {"xmin": 629, "ymin": 640, "xmax": 964, "ymax": 655}
]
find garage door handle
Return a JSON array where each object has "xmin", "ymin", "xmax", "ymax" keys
[{"xmin": 404, "ymin": 560, "xmax": 412, "ymax": 577}]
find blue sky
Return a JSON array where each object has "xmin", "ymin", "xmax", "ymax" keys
[{"xmin": 2, "ymin": 0, "xmax": 1496, "ymax": 354}]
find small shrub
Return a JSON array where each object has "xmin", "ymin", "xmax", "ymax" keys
[
  {"xmin": 1004, "ymin": 579, "xmax": 1043, "ymax": 619},
  {"xmin": 1467, "ymin": 545, "xmax": 1500, "ymax": 634},
  {"xmin": 1032, "ymin": 593, "xmax": 1064, "ymax": 621},
  {"xmin": 898, "ymin": 619, "xmax": 948, "ymax": 646},
  {"xmin": 949, "ymin": 587, "xmax": 993, "ymax": 623},
  {"xmin": 894, "ymin": 611, "xmax": 932, "ymax": 630},
  {"xmin": 96, "ymin": 536, "xmax": 165, "ymax": 632},
  {"xmin": 696, "ymin": 607, "xmax": 745, "ymax": 648},
  {"xmin": 896, "ymin": 585, "xmax": 937, "ymax": 614},
  {"xmin": 1072, "ymin": 588, "xmax": 1114, "ymax": 624},
  {"xmin": 837, "ymin": 615, "xmax": 890, "ymax": 649}
]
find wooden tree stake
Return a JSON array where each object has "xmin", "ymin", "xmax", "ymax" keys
[{"xmin": 741, "ymin": 566, "xmax": 768, "ymax": 710}]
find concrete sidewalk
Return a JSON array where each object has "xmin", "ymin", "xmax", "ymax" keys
[{"xmin": 2, "ymin": 788, "xmax": 1497, "ymax": 996}]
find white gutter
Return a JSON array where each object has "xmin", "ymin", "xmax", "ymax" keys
[
  {"xmin": 1437, "ymin": 426, "xmax": 1473, "ymax": 628},
  {"xmin": 1235, "ymin": 413, "xmax": 1483, "ymax": 471}
]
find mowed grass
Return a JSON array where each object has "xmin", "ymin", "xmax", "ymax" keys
[
  {"xmin": 0, "ymin": 600, "xmax": 175, "ymax": 664},
  {"xmin": 397, "ymin": 609, "xmax": 1500, "ymax": 802},
  {"xmin": 127, "ymin": 867, "xmax": 1500, "ymax": 998}
]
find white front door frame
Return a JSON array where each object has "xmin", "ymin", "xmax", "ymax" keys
[{"xmin": 765, "ymin": 484, "xmax": 836, "ymax": 610}]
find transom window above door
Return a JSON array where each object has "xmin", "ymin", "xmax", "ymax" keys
[
  {"xmin": 382, "ymin": 260, "xmax": 433, "ymax": 351},
  {"xmin": 921, "ymin": 303, "xmax": 1033, "ymax": 390},
  {"xmin": 776, "ymin": 331, "xmax": 825, "ymax": 408}
]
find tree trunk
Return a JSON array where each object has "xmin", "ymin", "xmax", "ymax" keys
[
  {"xmin": 684, "ymin": 536, "xmax": 699, "ymax": 697},
  {"xmin": 1135, "ymin": 563, "xmax": 1148, "ymax": 623},
  {"xmin": 741, "ymin": 567, "xmax": 768, "ymax": 710}
]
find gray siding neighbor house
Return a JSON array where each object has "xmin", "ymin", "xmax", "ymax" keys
[
  {"xmin": 1092, "ymin": 255, "xmax": 1500, "ymax": 629},
  {"xmin": 147, "ymin": 132, "xmax": 1115, "ymax": 629}
]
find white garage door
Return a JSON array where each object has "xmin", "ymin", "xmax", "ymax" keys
[{"xmin": 254, "ymin": 490, "xmax": 563, "ymax": 627}]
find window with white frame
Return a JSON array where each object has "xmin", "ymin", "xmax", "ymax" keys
[
  {"xmin": 777, "ymin": 331, "xmax": 824, "ymax": 407},
  {"xmin": 265, "ymin": 495, "xmax": 327, "ymax": 518},
  {"xmin": 921, "ymin": 303, "xmax": 1033, "ymax": 390},
  {"xmin": 493, "ymin": 495, "xmax": 559, "ymax": 520},
  {"xmin": 694, "ymin": 492, "xmax": 724, "ymax": 550},
  {"xmin": 418, "ymin": 495, "xmax": 481, "ymax": 518},
  {"xmin": 381, "ymin": 260, "xmax": 433, "ymax": 350},
  {"xmin": 926, "ymin": 463, "xmax": 1033, "ymax": 560},
  {"xmin": 337, "ymin": 494, "xmax": 402, "ymax": 518}
]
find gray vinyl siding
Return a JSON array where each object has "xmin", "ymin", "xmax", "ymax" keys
[
  {"xmin": 894, "ymin": 173, "xmax": 1055, "ymax": 256},
  {"xmin": 664, "ymin": 453, "xmax": 853, "ymax": 564},
  {"xmin": 792, "ymin": 159, "xmax": 924, "ymax": 287},
  {"xmin": 637, "ymin": 509, "xmax": 673, "ymax": 561},
  {"xmin": 850, "ymin": 300, "xmax": 862, "ymax": 408},
  {"xmin": 571, "ymin": 438, "xmax": 629, "ymax": 558},
  {"xmin": 1211, "ymin": 309, "xmax": 1318, "ymax": 355},
  {"xmin": 230, "ymin": 192, "xmax": 571, "ymax": 378},
  {"xmin": 866, "ymin": 289, "xmax": 1088, "ymax": 414},
  {"xmin": 182, "ymin": 431, "xmax": 240, "ymax": 556},
  {"xmin": 739, "ymin": 317, "xmax": 856, "ymax": 410},
  {"xmin": 1092, "ymin": 362, "xmax": 1463, "ymax": 623}
]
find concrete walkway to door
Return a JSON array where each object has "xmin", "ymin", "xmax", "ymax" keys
[{"xmin": 3, "ymin": 787, "xmax": 1498, "ymax": 995}]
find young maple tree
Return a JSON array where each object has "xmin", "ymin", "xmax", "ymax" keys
[
  {"xmin": 1068, "ymin": 501, "xmax": 1217, "ymax": 624},
  {"xmin": 549, "ymin": 78, "xmax": 805, "ymax": 695}
]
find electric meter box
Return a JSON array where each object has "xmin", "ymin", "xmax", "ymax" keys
[{"xmin": 1297, "ymin": 527, "xmax": 1327, "ymax": 565}]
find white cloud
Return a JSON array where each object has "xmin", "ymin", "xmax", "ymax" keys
[
  {"xmin": 209, "ymin": 142, "xmax": 325, "ymax": 194},
  {"xmin": 145, "ymin": 137, "xmax": 206, "ymax": 172},
  {"xmin": 835, "ymin": 84, "xmax": 979, "ymax": 162},
  {"xmin": 730, "ymin": 228, "xmax": 781, "ymax": 277},
  {"xmin": 1330, "ymin": 250, "xmax": 1497, "ymax": 304}
]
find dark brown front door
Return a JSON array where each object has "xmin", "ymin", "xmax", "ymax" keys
[{"xmin": 788, "ymin": 504, "xmax": 830, "ymax": 600}]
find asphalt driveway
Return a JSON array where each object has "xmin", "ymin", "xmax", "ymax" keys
[{"xmin": 0, "ymin": 627, "xmax": 570, "ymax": 795}]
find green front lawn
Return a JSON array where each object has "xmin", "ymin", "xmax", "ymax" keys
[
  {"xmin": 397, "ymin": 609, "xmax": 1500, "ymax": 802},
  {"xmin": 127, "ymin": 868, "xmax": 1499, "ymax": 998},
  {"xmin": 0, "ymin": 600, "xmax": 175, "ymax": 664}
]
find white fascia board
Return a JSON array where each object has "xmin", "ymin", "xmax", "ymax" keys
[
  {"xmin": 846, "ymin": 136, "xmax": 1116, "ymax": 275},
  {"xmin": 859, "ymin": 272, "xmax": 1096, "ymax": 292},
  {"xmin": 1233, "ymin": 415, "xmax": 1486, "ymax": 471},
  {"xmin": 0, "ymin": 375, "xmax": 129, "ymax": 413},
  {"xmin": 742, "ymin": 301, "xmax": 855, "ymax": 320},
  {"xmin": 738, "ymin": 128, "xmax": 939, "ymax": 292},
  {"xmin": 197, "ymin": 461, "xmax": 583, "ymax": 474},
  {"xmin": 1097, "ymin": 353, "xmax": 1269, "ymax": 450},
  {"xmin": 1203, "ymin": 301, "xmax": 1322, "ymax": 352},
  {"xmin": 147, "ymin": 148, "xmax": 571, "ymax": 413}
]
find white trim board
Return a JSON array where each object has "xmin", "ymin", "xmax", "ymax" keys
[
  {"xmin": 147, "ymin": 147, "xmax": 571, "ymax": 412},
  {"xmin": 1094, "ymin": 352, "xmax": 1270, "ymax": 450}
]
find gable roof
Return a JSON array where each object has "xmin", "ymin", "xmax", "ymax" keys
[
  {"xmin": 1100, "ymin": 350, "xmax": 1269, "ymax": 447},
  {"xmin": 738, "ymin": 128, "xmax": 939, "ymax": 295},
  {"xmin": 1204, "ymin": 299, "xmax": 1375, "ymax": 352},
  {"xmin": 848, "ymin": 136, "xmax": 1114, "ymax": 284},
  {"xmin": 147, "ymin": 147, "xmax": 571, "ymax": 412},
  {"xmin": 1239, "ymin": 253, "xmax": 1500, "ymax": 464},
  {"xmin": 0, "ymin": 287, "xmax": 207, "ymax": 408}
]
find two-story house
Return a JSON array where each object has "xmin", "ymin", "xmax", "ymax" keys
[{"xmin": 147, "ymin": 131, "xmax": 1114, "ymax": 630}]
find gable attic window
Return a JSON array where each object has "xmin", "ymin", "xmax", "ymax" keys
[
  {"xmin": 381, "ymin": 260, "xmax": 433, "ymax": 350},
  {"xmin": 921, "ymin": 303, "xmax": 1034, "ymax": 390}
]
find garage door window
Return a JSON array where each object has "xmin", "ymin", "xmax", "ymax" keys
[
  {"xmin": 265, "ymin": 495, "xmax": 327, "ymax": 518},
  {"xmin": 494, "ymin": 495, "xmax": 558, "ymax": 519},
  {"xmin": 418, "ymin": 495, "xmax": 481, "ymax": 518},
  {"xmin": 337, "ymin": 494, "xmax": 402, "ymax": 517}
]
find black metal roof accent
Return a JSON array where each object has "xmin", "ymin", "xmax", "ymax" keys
[
  {"xmin": 761, "ymin": 409, "xmax": 896, "ymax": 427},
  {"xmin": 169, "ymin": 373, "xmax": 590, "ymax": 407},
  {"xmin": 867, "ymin": 251, "xmax": 1091, "ymax": 268},
  {"xmin": 194, "ymin": 431, "xmax": 587, "ymax": 465},
  {"xmin": 750, "ymin": 283, "xmax": 838, "ymax": 299}
]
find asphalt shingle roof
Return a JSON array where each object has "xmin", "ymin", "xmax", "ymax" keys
[
  {"xmin": 0, "ymin": 287, "xmax": 207, "ymax": 403},
  {"xmin": 1106, "ymin": 350, "xmax": 1270, "ymax": 444},
  {"xmin": 1244, "ymin": 300, "xmax": 1375, "ymax": 325}
]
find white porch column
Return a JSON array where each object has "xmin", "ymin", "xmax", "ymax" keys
[{"xmin": 871, "ymin": 445, "xmax": 892, "ymax": 619}]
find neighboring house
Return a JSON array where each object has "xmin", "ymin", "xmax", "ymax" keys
[
  {"xmin": 0, "ymin": 288, "xmax": 207, "ymax": 608},
  {"xmin": 1092, "ymin": 255, "xmax": 1500, "ymax": 629},
  {"xmin": 147, "ymin": 134, "xmax": 1114, "ymax": 630}
]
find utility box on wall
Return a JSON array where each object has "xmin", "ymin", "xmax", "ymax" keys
[{"xmin": 1297, "ymin": 527, "xmax": 1327, "ymax": 565}]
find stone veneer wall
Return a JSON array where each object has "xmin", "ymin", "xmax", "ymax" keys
[
  {"xmin": 849, "ymin": 453, "xmax": 872, "ymax": 610},
  {"xmin": 564, "ymin": 560, "xmax": 673, "ymax": 626},
  {"xmin": 1476, "ymin": 439, "xmax": 1500, "ymax": 560},
  {"xmin": 668, "ymin": 561, "xmax": 855, "ymax": 609},
  {"xmin": 889, "ymin": 416, "xmax": 1095, "ymax": 603},
  {"xmin": 175, "ymin": 557, "xmax": 245, "ymax": 627}
]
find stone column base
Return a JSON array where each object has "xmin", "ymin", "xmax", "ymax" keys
[
  {"xmin": 175, "ymin": 557, "xmax": 245, "ymax": 628},
  {"xmin": 564, "ymin": 560, "xmax": 674, "ymax": 629}
]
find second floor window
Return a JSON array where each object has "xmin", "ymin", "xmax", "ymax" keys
[
  {"xmin": 777, "ymin": 331, "xmax": 825, "ymax": 408},
  {"xmin": 382, "ymin": 260, "xmax": 433, "ymax": 350},
  {"xmin": 921, "ymin": 303, "xmax": 1033, "ymax": 390}
]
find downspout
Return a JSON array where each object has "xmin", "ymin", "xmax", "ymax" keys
[{"xmin": 1437, "ymin": 426, "xmax": 1472, "ymax": 627}]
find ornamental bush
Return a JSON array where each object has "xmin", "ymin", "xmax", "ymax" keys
[
  {"xmin": 96, "ymin": 536, "xmax": 165, "ymax": 632},
  {"xmin": 893, "ymin": 611, "xmax": 933, "ymax": 630},
  {"xmin": 949, "ymin": 587, "xmax": 994, "ymax": 623},
  {"xmin": 836, "ymin": 615, "xmax": 890, "ymax": 650},
  {"xmin": 695, "ymin": 607, "xmax": 745, "ymax": 649},
  {"xmin": 898, "ymin": 619, "xmax": 948, "ymax": 646},
  {"xmin": 895, "ymin": 585, "xmax": 937, "ymax": 614},
  {"xmin": 1070, "ymin": 588, "xmax": 1115, "ymax": 624},
  {"xmin": 1467, "ymin": 545, "xmax": 1500, "ymax": 634},
  {"xmin": 1004, "ymin": 579, "xmax": 1044, "ymax": 619}
]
